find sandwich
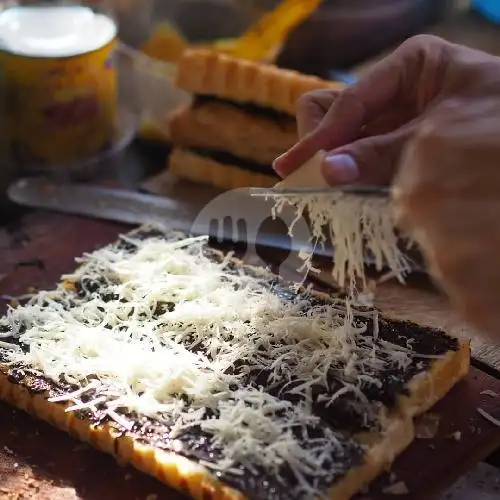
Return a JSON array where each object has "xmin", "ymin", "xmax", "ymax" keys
[
  {"xmin": 168, "ymin": 49, "xmax": 344, "ymax": 189},
  {"xmin": 0, "ymin": 226, "xmax": 470, "ymax": 500}
]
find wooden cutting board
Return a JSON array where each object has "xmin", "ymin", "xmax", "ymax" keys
[{"xmin": 1, "ymin": 211, "xmax": 500, "ymax": 500}]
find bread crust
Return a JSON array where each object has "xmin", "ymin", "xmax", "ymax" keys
[
  {"xmin": 0, "ymin": 374, "xmax": 245, "ymax": 500},
  {"xmin": 397, "ymin": 341, "xmax": 471, "ymax": 418},
  {"xmin": 169, "ymin": 148, "xmax": 278, "ymax": 190},
  {"xmin": 169, "ymin": 100, "xmax": 297, "ymax": 165},
  {"xmin": 175, "ymin": 49, "xmax": 344, "ymax": 116},
  {"xmin": 0, "ymin": 369, "xmax": 415, "ymax": 500},
  {"xmin": 0, "ymin": 229, "xmax": 471, "ymax": 500},
  {"xmin": 232, "ymin": 258, "xmax": 472, "ymax": 421}
]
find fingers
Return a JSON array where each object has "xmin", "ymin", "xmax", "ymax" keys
[
  {"xmin": 392, "ymin": 100, "xmax": 473, "ymax": 233},
  {"xmin": 360, "ymin": 104, "xmax": 417, "ymax": 138},
  {"xmin": 393, "ymin": 100, "xmax": 500, "ymax": 338},
  {"xmin": 274, "ymin": 87, "xmax": 370, "ymax": 177},
  {"xmin": 274, "ymin": 34, "xmax": 449, "ymax": 179},
  {"xmin": 296, "ymin": 89, "xmax": 339, "ymax": 139},
  {"xmin": 414, "ymin": 198, "xmax": 500, "ymax": 340},
  {"xmin": 320, "ymin": 121, "xmax": 417, "ymax": 186},
  {"xmin": 394, "ymin": 97, "xmax": 500, "ymax": 215}
]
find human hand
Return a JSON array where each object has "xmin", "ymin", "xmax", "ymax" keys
[
  {"xmin": 392, "ymin": 97, "xmax": 500, "ymax": 339},
  {"xmin": 273, "ymin": 35, "xmax": 500, "ymax": 187}
]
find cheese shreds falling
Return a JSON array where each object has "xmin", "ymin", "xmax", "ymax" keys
[
  {"xmin": 0, "ymin": 232, "xmax": 420, "ymax": 497},
  {"xmin": 265, "ymin": 192, "xmax": 414, "ymax": 291}
]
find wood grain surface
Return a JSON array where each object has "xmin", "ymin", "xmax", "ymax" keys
[{"xmin": 0, "ymin": 211, "xmax": 500, "ymax": 500}]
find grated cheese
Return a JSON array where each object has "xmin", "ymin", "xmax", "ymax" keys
[
  {"xmin": 382, "ymin": 481, "xmax": 409, "ymax": 495},
  {"xmin": 477, "ymin": 408, "xmax": 500, "ymax": 428},
  {"xmin": 415, "ymin": 413, "xmax": 440, "ymax": 439},
  {"xmin": 480, "ymin": 390, "xmax": 499, "ymax": 398},
  {"xmin": 0, "ymin": 232, "xmax": 421, "ymax": 498},
  {"xmin": 259, "ymin": 192, "xmax": 414, "ymax": 292}
]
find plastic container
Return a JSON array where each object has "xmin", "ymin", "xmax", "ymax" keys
[
  {"xmin": 0, "ymin": 0, "xmax": 138, "ymax": 180},
  {"xmin": 116, "ymin": 41, "xmax": 190, "ymax": 140},
  {"xmin": 23, "ymin": 106, "xmax": 138, "ymax": 182}
]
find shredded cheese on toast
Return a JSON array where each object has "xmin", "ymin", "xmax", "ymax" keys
[
  {"xmin": 0, "ymin": 232, "xmax": 425, "ymax": 497},
  {"xmin": 266, "ymin": 192, "xmax": 414, "ymax": 292}
]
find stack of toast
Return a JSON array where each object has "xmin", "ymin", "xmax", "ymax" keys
[{"xmin": 167, "ymin": 49, "xmax": 344, "ymax": 190}]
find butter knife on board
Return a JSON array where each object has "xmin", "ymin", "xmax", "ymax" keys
[
  {"xmin": 7, "ymin": 178, "xmax": 325, "ymax": 257},
  {"xmin": 8, "ymin": 178, "xmax": 425, "ymax": 273}
]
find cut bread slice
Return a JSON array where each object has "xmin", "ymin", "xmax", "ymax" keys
[
  {"xmin": 175, "ymin": 48, "xmax": 344, "ymax": 116},
  {"xmin": 0, "ymin": 374, "xmax": 245, "ymax": 500},
  {"xmin": 0, "ymin": 228, "xmax": 470, "ymax": 500},
  {"xmin": 367, "ymin": 316, "xmax": 471, "ymax": 420},
  {"xmin": 169, "ymin": 148, "xmax": 278, "ymax": 189},
  {"xmin": 169, "ymin": 99, "xmax": 297, "ymax": 166},
  {"xmin": 0, "ymin": 369, "xmax": 414, "ymax": 500}
]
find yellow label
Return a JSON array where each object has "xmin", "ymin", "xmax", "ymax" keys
[{"xmin": 1, "ymin": 38, "xmax": 117, "ymax": 166}]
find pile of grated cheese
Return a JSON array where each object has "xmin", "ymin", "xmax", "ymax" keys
[
  {"xmin": 0, "ymin": 232, "xmax": 419, "ymax": 497},
  {"xmin": 265, "ymin": 192, "xmax": 414, "ymax": 293}
]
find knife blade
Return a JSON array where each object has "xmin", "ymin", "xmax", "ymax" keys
[
  {"xmin": 8, "ymin": 178, "xmax": 426, "ymax": 274},
  {"xmin": 250, "ymin": 186, "xmax": 391, "ymax": 197},
  {"xmin": 8, "ymin": 178, "xmax": 193, "ymax": 227},
  {"xmin": 7, "ymin": 178, "xmax": 328, "ymax": 256}
]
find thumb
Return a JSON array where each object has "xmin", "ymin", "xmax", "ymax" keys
[{"xmin": 321, "ymin": 125, "xmax": 415, "ymax": 186}]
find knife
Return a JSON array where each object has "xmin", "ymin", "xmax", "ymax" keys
[
  {"xmin": 8, "ymin": 178, "xmax": 426, "ymax": 273},
  {"xmin": 7, "ymin": 178, "xmax": 330, "ymax": 257},
  {"xmin": 250, "ymin": 186, "xmax": 390, "ymax": 197}
]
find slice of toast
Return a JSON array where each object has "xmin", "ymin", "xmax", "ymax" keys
[
  {"xmin": 364, "ymin": 316, "xmax": 470, "ymax": 420},
  {"xmin": 169, "ymin": 99, "xmax": 297, "ymax": 166},
  {"xmin": 0, "ymin": 228, "xmax": 470, "ymax": 500},
  {"xmin": 169, "ymin": 148, "xmax": 278, "ymax": 189},
  {"xmin": 0, "ymin": 370, "xmax": 414, "ymax": 500},
  {"xmin": 175, "ymin": 49, "xmax": 344, "ymax": 116}
]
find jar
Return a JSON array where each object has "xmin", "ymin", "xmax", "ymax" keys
[{"xmin": 0, "ymin": 0, "xmax": 119, "ymax": 169}]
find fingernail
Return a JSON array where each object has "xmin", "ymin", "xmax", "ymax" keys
[
  {"xmin": 272, "ymin": 153, "xmax": 286, "ymax": 175},
  {"xmin": 323, "ymin": 154, "xmax": 359, "ymax": 183}
]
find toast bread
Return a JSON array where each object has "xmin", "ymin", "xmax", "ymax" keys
[
  {"xmin": 169, "ymin": 148, "xmax": 278, "ymax": 189},
  {"xmin": 0, "ymin": 373, "xmax": 415, "ymax": 500},
  {"xmin": 169, "ymin": 100, "xmax": 297, "ymax": 166},
  {"xmin": 0, "ymin": 228, "xmax": 470, "ymax": 500},
  {"xmin": 175, "ymin": 49, "xmax": 344, "ymax": 116}
]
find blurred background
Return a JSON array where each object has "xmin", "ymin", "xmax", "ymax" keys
[
  {"xmin": 114, "ymin": 0, "xmax": 498, "ymax": 133},
  {"xmin": 1, "ymin": 0, "xmax": 499, "ymax": 199},
  {"xmin": 117, "ymin": 1, "xmax": 482, "ymax": 75},
  {"xmin": 113, "ymin": 0, "xmax": 499, "ymax": 165}
]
